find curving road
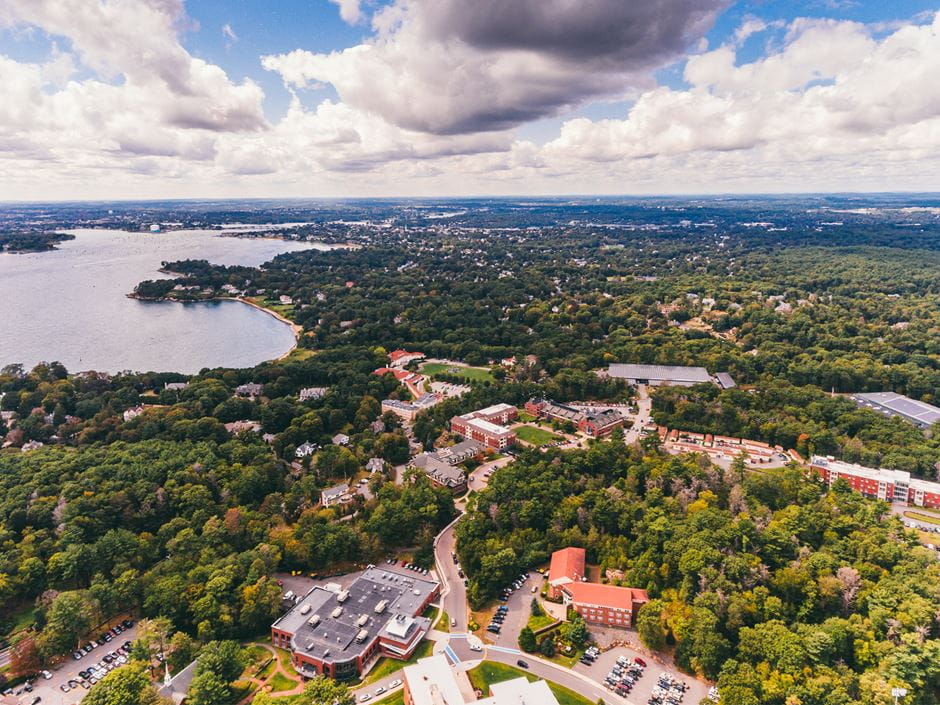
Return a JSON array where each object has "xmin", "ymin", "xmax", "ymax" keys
[{"xmin": 353, "ymin": 452, "xmax": 646, "ymax": 705}]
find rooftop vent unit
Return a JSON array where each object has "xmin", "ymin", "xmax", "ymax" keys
[
  {"xmin": 307, "ymin": 614, "xmax": 321, "ymax": 627},
  {"xmin": 300, "ymin": 604, "xmax": 311, "ymax": 615},
  {"xmin": 357, "ymin": 614, "xmax": 369, "ymax": 627},
  {"xmin": 374, "ymin": 600, "xmax": 388, "ymax": 614},
  {"xmin": 332, "ymin": 607, "xmax": 343, "ymax": 618},
  {"xmin": 355, "ymin": 629, "xmax": 369, "ymax": 644},
  {"xmin": 336, "ymin": 589, "xmax": 350, "ymax": 603}
]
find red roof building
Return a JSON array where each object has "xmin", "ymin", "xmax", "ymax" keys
[
  {"xmin": 387, "ymin": 349, "xmax": 426, "ymax": 367},
  {"xmin": 547, "ymin": 547, "xmax": 648, "ymax": 628}
]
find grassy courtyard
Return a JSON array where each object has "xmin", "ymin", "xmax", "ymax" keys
[
  {"xmin": 359, "ymin": 639, "xmax": 434, "ymax": 686},
  {"xmin": 515, "ymin": 424, "xmax": 561, "ymax": 446},
  {"xmin": 466, "ymin": 661, "xmax": 594, "ymax": 705},
  {"xmin": 421, "ymin": 362, "xmax": 495, "ymax": 383}
]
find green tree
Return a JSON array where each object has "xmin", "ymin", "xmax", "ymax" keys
[
  {"xmin": 37, "ymin": 590, "xmax": 96, "ymax": 659},
  {"xmin": 188, "ymin": 670, "xmax": 231, "ymax": 705},
  {"xmin": 300, "ymin": 675, "xmax": 355, "ymax": 705},
  {"xmin": 518, "ymin": 626, "xmax": 537, "ymax": 652},
  {"xmin": 636, "ymin": 600, "xmax": 667, "ymax": 651},
  {"xmin": 83, "ymin": 663, "xmax": 169, "ymax": 705}
]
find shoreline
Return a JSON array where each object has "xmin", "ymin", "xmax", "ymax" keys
[{"xmin": 128, "ymin": 293, "xmax": 303, "ymax": 362}]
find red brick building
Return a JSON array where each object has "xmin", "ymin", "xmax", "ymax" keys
[
  {"xmin": 450, "ymin": 403, "xmax": 518, "ymax": 450},
  {"xmin": 547, "ymin": 547, "xmax": 648, "ymax": 628},
  {"xmin": 525, "ymin": 398, "xmax": 625, "ymax": 438},
  {"xmin": 810, "ymin": 456, "xmax": 940, "ymax": 509},
  {"xmin": 271, "ymin": 567, "xmax": 439, "ymax": 681}
]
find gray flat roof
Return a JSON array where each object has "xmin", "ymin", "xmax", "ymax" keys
[
  {"xmin": 715, "ymin": 372, "xmax": 737, "ymax": 389},
  {"xmin": 852, "ymin": 392, "xmax": 940, "ymax": 428},
  {"xmin": 273, "ymin": 567, "xmax": 438, "ymax": 664},
  {"xmin": 608, "ymin": 364, "xmax": 712, "ymax": 383}
]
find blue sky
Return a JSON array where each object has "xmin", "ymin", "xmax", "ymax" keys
[{"xmin": 0, "ymin": 0, "xmax": 939, "ymax": 198}]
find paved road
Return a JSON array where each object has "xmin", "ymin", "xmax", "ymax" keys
[
  {"xmin": 481, "ymin": 645, "xmax": 634, "ymax": 705},
  {"xmin": 889, "ymin": 503, "xmax": 940, "ymax": 535},
  {"xmin": 435, "ymin": 516, "xmax": 469, "ymax": 633},
  {"xmin": 624, "ymin": 385, "xmax": 651, "ymax": 445}
]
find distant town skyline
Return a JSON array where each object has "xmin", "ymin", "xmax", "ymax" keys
[{"xmin": 1, "ymin": 0, "xmax": 939, "ymax": 200}]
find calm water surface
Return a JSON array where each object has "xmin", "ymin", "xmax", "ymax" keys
[{"xmin": 0, "ymin": 229, "xmax": 328, "ymax": 374}]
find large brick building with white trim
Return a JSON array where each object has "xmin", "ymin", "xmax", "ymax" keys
[
  {"xmin": 810, "ymin": 456, "xmax": 940, "ymax": 509},
  {"xmin": 547, "ymin": 547, "xmax": 648, "ymax": 628}
]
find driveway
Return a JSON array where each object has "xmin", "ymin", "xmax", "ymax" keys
[
  {"xmin": 624, "ymin": 385, "xmax": 651, "ymax": 445},
  {"xmin": 467, "ymin": 456, "xmax": 514, "ymax": 492}
]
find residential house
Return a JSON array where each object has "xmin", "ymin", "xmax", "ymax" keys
[
  {"xmin": 321, "ymin": 483, "xmax": 351, "ymax": 507},
  {"xmin": 299, "ymin": 387, "xmax": 328, "ymax": 402},
  {"xmin": 332, "ymin": 433, "xmax": 350, "ymax": 446},
  {"xmin": 235, "ymin": 382, "xmax": 264, "ymax": 398},
  {"xmin": 296, "ymin": 442, "xmax": 319, "ymax": 458}
]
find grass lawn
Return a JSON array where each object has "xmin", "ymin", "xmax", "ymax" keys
[
  {"xmin": 268, "ymin": 671, "xmax": 299, "ymax": 693},
  {"xmin": 466, "ymin": 661, "xmax": 593, "ymax": 705},
  {"xmin": 421, "ymin": 362, "xmax": 495, "ymax": 383},
  {"xmin": 359, "ymin": 639, "xmax": 434, "ymax": 686},
  {"xmin": 230, "ymin": 681, "xmax": 257, "ymax": 704},
  {"xmin": 526, "ymin": 611, "xmax": 557, "ymax": 632},
  {"xmin": 515, "ymin": 425, "xmax": 560, "ymax": 446},
  {"xmin": 904, "ymin": 510, "xmax": 940, "ymax": 526},
  {"xmin": 382, "ymin": 693, "xmax": 405, "ymax": 705},
  {"xmin": 545, "ymin": 646, "xmax": 584, "ymax": 670},
  {"xmin": 4, "ymin": 605, "xmax": 37, "ymax": 638},
  {"xmin": 283, "ymin": 347, "xmax": 316, "ymax": 361},
  {"xmin": 274, "ymin": 646, "xmax": 299, "ymax": 677},
  {"xmin": 435, "ymin": 610, "xmax": 450, "ymax": 632},
  {"xmin": 517, "ymin": 410, "xmax": 537, "ymax": 422}
]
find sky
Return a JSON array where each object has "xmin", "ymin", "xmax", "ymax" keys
[{"xmin": 1, "ymin": 0, "xmax": 939, "ymax": 200}]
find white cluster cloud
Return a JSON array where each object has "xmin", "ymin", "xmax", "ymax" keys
[
  {"xmin": 0, "ymin": 0, "xmax": 939, "ymax": 198},
  {"xmin": 262, "ymin": 0, "xmax": 728, "ymax": 134},
  {"xmin": 545, "ymin": 13, "xmax": 940, "ymax": 169}
]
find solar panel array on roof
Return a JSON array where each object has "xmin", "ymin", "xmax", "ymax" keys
[{"xmin": 851, "ymin": 392, "xmax": 940, "ymax": 429}]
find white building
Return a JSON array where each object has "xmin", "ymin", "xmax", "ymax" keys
[
  {"xmin": 295, "ymin": 442, "xmax": 318, "ymax": 458},
  {"xmin": 403, "ymin": 655, "xmax": 558, "ymax": 705}
]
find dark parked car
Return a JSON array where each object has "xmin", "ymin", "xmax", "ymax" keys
[{"xmin": 516, "ymin": 660, "xmax": 529, "ymax": 669}]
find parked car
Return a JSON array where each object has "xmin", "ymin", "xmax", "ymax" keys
[{"xmin": 516, "ymin": 660, "xmax": 529, "ymax": 669}]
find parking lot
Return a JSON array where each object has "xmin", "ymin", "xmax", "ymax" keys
[
  {"xmin": 573, "ymin": 644, "xmax": 709, "ymax": 705},
  {"xmin": 8, "ymin": 620, "xmax": 141, "ymax": 705}
]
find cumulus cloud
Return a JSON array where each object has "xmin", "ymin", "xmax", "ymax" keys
[
  {"xmin": 0, "ymin": 0, "xmax": 265, "ymax": 132},
  {"xmin": 3, "ymin": 2, "xmax": 940, "ymax": 198},
  {"xmin": 262, "ymin": 0, "xmax": 729, "ymax": 135},
  {"xmin": 329, "ymin": 0, "xmax": 363, "ymax": 25},
  {"xmin": 544, "ymin": 12, "xmax": 940, "ymax": 170}
]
